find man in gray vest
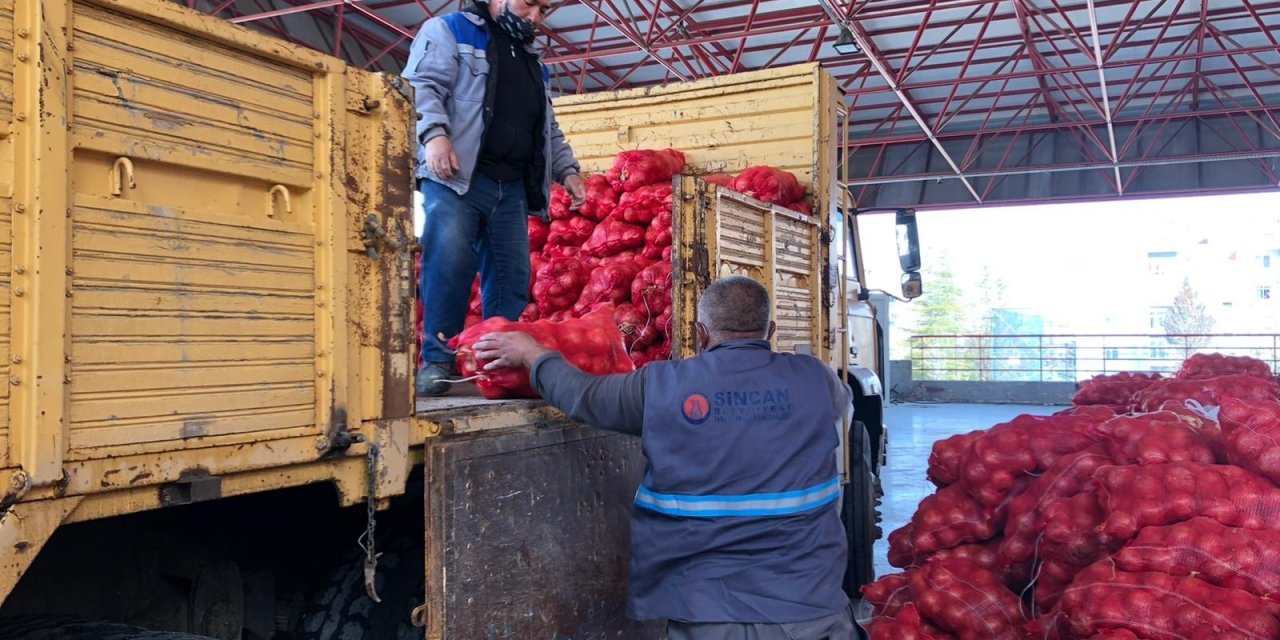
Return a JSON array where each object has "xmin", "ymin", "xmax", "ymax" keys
[{"xmin": 473, "ymin": 276, "xmax": 858, "ymax": 640}]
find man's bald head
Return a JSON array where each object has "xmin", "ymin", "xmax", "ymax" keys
[{"xmin": 696, "ymin": 276, "xmax": 773, "ymax": 342}]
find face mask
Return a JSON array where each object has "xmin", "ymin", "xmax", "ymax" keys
[{"xmin": 497, "ymin": 2, "xmax": 536, "ymax": 43}]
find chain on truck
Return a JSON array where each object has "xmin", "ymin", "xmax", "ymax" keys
[{"xmin": 0, "ymin": 1, "xmax": 921, "ymax": 638}]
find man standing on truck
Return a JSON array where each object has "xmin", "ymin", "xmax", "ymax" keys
[
  {"xmin": 404, "ymin": 0, "xmax": 586, "ymax": 396},
  {"xmin": 473, "ymin": 276, "xmax": 859, "ymax": 640}
]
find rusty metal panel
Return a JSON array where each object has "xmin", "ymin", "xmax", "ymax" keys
[
  {"xmin": 0, "ymin": 0, "xmax": 11, "ymax": 464},
  {"xmin": 423, "ymin": 426, "xmax": 663, "ymax": 640},
  {"xmin": 343, "ymin": 71, "xmax": 415, "ymax": 424},
  {"xmin": 671, "ymin": 181, "xmax": 825, "ymax": 361},
  {"xmin": 0, "ymin": 198, "xmax": 9, "ymax": 470},
  {"xmin": 0, "ymin": 0, "xmax": 11, "ymax": 124},
  {"xmin": 71, "ymin": 1, "xmax": 316, "ymax": 188}
]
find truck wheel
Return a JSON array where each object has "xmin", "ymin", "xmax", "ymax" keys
[
  {"xmin": 842, "ymin": 420, "xmax": 882, "ymax": 598},
  {"xmin": 0, "ymin": 617, "xmax": 216, "ymax": 640},
  {"xmin": 298, "ymin": 536, "xmax": 422, "ymax": 640}
]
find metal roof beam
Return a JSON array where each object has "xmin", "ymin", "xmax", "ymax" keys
[
  {"xmin": 832, "ymin": 7, "xmax": 983, "ymax": 203},
  {"xmin": 844, "ymin": 148, "xmax": 1280, "ymax": 186},
  {"xmin": 1085, "ymin": 0, "xmax": 1124, "ymax": 192}
]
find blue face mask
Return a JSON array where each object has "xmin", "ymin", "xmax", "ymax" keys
[{"xmin": 498, "ymin": 3, "xmax": 536, "ymax": 44}]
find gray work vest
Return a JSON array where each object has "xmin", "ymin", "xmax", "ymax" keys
[{"xmin": 629, "ymin": 340, "xmax": 849, "ymax": 623}]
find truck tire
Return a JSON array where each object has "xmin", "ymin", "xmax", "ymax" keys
[
  {"xmin": 842, "ymin": 420, "xmax": 882, "ymax": 598},
  {"xmin": 298, "ymin": 536, "xmax": 422, "ymax": 640},
  {"xmin": 0, "ymin": 617, "xmax": 216, "ymax": 640}
]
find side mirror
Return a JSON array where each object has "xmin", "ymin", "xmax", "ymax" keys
[
  {"xmin": 901, "ymin": 271, "xmax": 923, "ymax": 300},
  {"xmin": 896, "ymin": 208, "xmax": 921, "ymax": 273}
]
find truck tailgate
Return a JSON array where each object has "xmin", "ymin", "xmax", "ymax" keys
[{"xmin": 421, "ymin": 423, "xmax": 661, "ymax": 639}]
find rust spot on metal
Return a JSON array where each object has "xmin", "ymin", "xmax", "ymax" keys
[
  {"xmin": 14, "ymin": 542, "xmax": 31, "ymax": 553},
  {"xmin": 144, "ymin": 111, "xmax": 188, "ymax": 131},
  {"xmin": 129, "ymin": 472, "xmax": 153, "ymax": 485},
  {"xmin": 181, "ymin": 416, "xmax": 213, "ymax": 438},
  {"xmin": 379, "ymin": 112, "xmax": 414, "ymax": 420}
]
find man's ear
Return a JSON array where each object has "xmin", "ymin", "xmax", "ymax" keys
[
  {"xmin": 695, "ymin": 322, "xmax": 710, "ymax": 351},
  {"xmin": 766, "ymin": 320, "xmax": 777, "ymax": 341}
]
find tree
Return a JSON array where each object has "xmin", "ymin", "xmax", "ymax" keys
[
  {"xmin": 1162, "ymin": 278, "xmax": 1215, "ymax": 351},
  {"xmin": 910, "ymin": 259, "xmax": 976, "ymax": 380}
]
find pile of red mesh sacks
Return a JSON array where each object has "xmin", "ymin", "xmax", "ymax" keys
[
  {"xmin": 864, "ymin": 354, "xmax": 1280, "ymax": 639},
  {"xmin": 412, "ymin": 148, "xmax": 813, "ymax": 370}
]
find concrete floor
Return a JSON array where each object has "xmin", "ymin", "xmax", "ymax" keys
[{"xmin": 873, "ymin": 402, "xmax": 1062, "ymax": 578}]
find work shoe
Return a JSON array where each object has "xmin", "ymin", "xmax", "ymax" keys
[{"xmin": 415, "ymin": 362, "xmax": 453, "ymax": 396}]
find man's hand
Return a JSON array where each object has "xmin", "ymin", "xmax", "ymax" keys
[
  {"xmin": 426, "ymin": 136, "xmax": 460, "ymax": 180},
  {"xmin": 563, "ymin": 173, "xmax": 586, "ymax": 211},
  {"xmin": 473, "ymin": 332, "xmax": 552, "ymax": 370}
]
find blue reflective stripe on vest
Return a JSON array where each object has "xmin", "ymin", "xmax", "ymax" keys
[{"xmin": 634, "ymin": 477, "xmax": 840, "ymax": 517}]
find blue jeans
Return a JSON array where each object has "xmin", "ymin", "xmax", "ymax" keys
[{"xmin": 419, "ymin": 174, "xmax": 531, "ymax": 365}]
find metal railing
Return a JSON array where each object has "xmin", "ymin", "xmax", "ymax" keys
[{"xmin": 908, "ymin": 333, "xmax": 1280, "ymax": 382}]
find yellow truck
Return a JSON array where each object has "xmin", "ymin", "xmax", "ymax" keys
[{"xmin": 0, "ymin": 1, "xmax": 915, "ymax": 638}]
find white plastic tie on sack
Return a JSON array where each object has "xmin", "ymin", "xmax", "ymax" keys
[{"xmin": 1184, "ymin": 398, "xmax": 1221, "ymax": 422}]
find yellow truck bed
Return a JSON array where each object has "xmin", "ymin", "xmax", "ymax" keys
[{"xmin": 1, "ymin": 1, "xmax": 854, "ymax": 634}]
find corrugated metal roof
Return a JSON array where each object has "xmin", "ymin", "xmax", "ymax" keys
[{"xmin": 188, "ymin": 0, "xmax": 1280, "ymax": 207}]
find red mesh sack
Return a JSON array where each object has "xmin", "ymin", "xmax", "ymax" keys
[
  {"xmin": 787, "ymin": 198, "xmax": 813, "ymax": 215},
  {"xmin": 1094, "ymin": 462, "xmax": 1280, "ymax": 540},
  {"xmin": 1132, "ymin": 374, "xmax": 1280, "ymax": 412},
  {"xmin": 928, "ymin": 430, "xmax": 983, "ymax": 488},
  {"xmin": 1031, "ymin": 557, "xmax": 1086, "ymax": 614},
  {"xmin": 583, "ymin": 218, "xmax": 646, "ymax": 257},
  {"xmin": 450, "ymin": 308, "xmax": 635, "ymax": 400},
  {"xmin": 573, "ymin": 263, "xmax": 642, "ymax": 316},
  {"xmin": 1219, "ymin": 396, "xmax": 1280, "ymax": 485},
  {"xmin": 519, "ymin": 303, "xmax": 540, "ymax": 322},
  {"xmin": 547, "ymin": 216, "xmax": 595, "ymax": 248},
  {"xmin": 549, "ymin": 184, "xmax": 572, "ymax": 220},
  {"xmin": 1053, "ymin": 406, "xmax": 1124, "ymax": 422},
  {"xmin": 528, "ymin": 253, "xmax": 546, "ymax": 297},
  {"xmin": 1088, "ymin": 631, "xmax": 1140, "ymax": 640},
  {"xmin": 528, "ymin": 217, "xmax": 549, "ymax": 252},
  {"xmin": 613, "ymin": 184, "xmax": 671, "ymax": 225},
  {"xmin": 1072, "ymin": 371, "xmax": 1162, "ymax": 407},
  {"xmin": 728, "ymin": 166, "xmax": 806, "ymax": 205},
  {"xmin": 701, "ymin": 173, "xmax": 735, "ymax": 187},
  {"xmin": 630, "ymin": 341, "xmax": 669, "ymax": 369},
  {"xmin": 1027, "ymin": 412, "xmax": 1111, "ymax": 468},
  {"xmin": 888, "ymin": 484, "xmax": 1000, "ymax": 568},
  {"xmin": 1050, "ymin": 563, "xmax": 1280, "ymax": 640},
  {"xmin": 1039, "ymin": 492, "xmax": 1111, "ymax": 568},
  {"xmin": 532, "ymin": 257, "xmax": 588, "ymax": 316},
  {"xmin": 579, "ymin": 174, "xmax": 619, "ymax": 222},
  {"xmin": 931, "ymin": 541, "xmax": 1006, "ymax": 578},
  {"xmin": 466, "ymin": 275, "xmax": 481, "ymax": 317},
  {"xmin": 865, "ymin": 603, "xmax": 956, "ymax": 640},
  {"xmin": 661, "ymin": 245, "xmax": 671, "ymax": 262},
  {"xmin": 656, "ymin": 305, "xmax": 673, "ymax": 339},
  {"xmin": 1097, "ymin": 411, "xmax": 1222, "ymax": 465},
  {"xmin": 607, "ymin": 149, "xmax": 686, "ymax": 192},
  {"xmin": 1114, "ymin": 517, "xmax": 1280, "ymax": 600},
  {"xmin": 631, "ymin": 262, "xmax": 673, "ymax": 317},
  {"xmin": 1177, "ymin": 353, "xmax": 1275, "ymax": 380},
  {"xmin": 614, "ymin": 303, "xmax": 660, "ymax": 352},
  {"xmin": 643, "ymin": 207, "xmax": 674, "ymax": 260},
  {"xmin": 908, "ymin": 557, "xmax": 1025, "ymax": 640},
  {"xmin": 958, "ymin": 417, "xmax": 1040, "ymax": 506},
  {"xmin": 1000, "ymin": 446, "xmax": 1113, "ymax": 577},
  {"xmin": 542, "ymin": 244, "xmax": 581, "ymax": 260},
  {"xmin": 863, "ymin": 572, "xmax": 912, "ymax": 618}
]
